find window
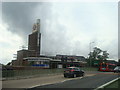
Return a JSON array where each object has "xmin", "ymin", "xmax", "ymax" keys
[
  {"xmin": 74, "ymin": 68, "xmax": 80, "ymax": 71},
  {"xmin": 108, "ymin": 65, "xmax": 116, "ymax": 69},
  {"xmin": 102, "ymin": 64, "xmax": 107, "ymax": 68}
]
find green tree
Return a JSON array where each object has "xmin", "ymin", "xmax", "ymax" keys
[
  {"xmin": 88, "ymin": 47, "xmax": 102, "ymax": 66},
  {"xmin": 97, "ymin": 51, "xmax": 109, "ymax": 62},
  {"xmin": 88, "ymin": 47, "xmax": 109, "ymax": 66},
  {"xmin": 89, "ymin": 47, "xmax": 102, "ymax": 60},
  {"xmin": 102, "ymin": 51, "xmax": 109, "ymax": 60}
]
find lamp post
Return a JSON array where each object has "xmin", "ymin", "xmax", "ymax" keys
[{"xmin": 89, "ymin": 42, "xmax": 95, "ymax": 67}]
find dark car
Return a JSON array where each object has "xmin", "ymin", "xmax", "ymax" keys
[
  {"xmin": 114, "ymin": 66, "xmax": 120, "ymax": 73},
  {"xmin": 64, "ymin": 67, "xmax": 84, "ymax": 78}
]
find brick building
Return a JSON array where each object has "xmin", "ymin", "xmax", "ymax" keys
[
  {"xmin": 11, "ymin": 19, "xmax": 87, "ymax": 68},
  {"xmin": 12, "ymin": 19, "xmax": 41, "ymax": 66}
]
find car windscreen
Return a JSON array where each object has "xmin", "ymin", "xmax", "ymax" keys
[
  {"xmin": 114, "ymin": 66, "xmax": 119, "ymax": 70},
  {"xmin": 65, "ymin": 68, "xmax": 73, "ymax": 71},
  {"xmin": 65, "ymin": 68, "xmax": 80, "ymax": 71},
  {"xmin": 74, "ymin": 68, "xmax": 80, "ymax": 71}
]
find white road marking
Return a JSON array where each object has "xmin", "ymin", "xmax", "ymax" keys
[
  {"xmin": 94, "ymin": 77, "xmax": 120, "ymax": 90},
  {"xmin": 29, "ymin": 74, "xmax": 96, "ymax": 89},
  {"xmin": 29, "ymin": 83, "xmax": 52, "ymax": 89},
  {"xmin": 85, "ymin": 74, "xmax": 96, "ymax": 77},
  {"xmin": 29, "ymin": 77, "xmax": 83, "ymax": 88},
  {"xmin": 60, "ymin": 77, "xmax": 83, "ymax": 83}
]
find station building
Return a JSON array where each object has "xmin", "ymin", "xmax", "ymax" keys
[{"xmin": 11, "ymin": 19, "xmax": 87, "ymax": 69}]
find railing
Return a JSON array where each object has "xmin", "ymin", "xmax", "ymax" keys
[{"xmin": 2, "ymin": 68, "xmax": 64, "ymax": 78}]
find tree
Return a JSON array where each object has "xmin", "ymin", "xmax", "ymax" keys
[
  {"xmin": 88, "ymin": 47, "xmax": 109, "ymax": 66},
  {"xmin": 97, "ymin": 55, "xmax": 103, "ymax": 60},
  {"xmin": 102, "ymin": 51, "xmax": 109, "ymax": 60},
  {"xmin": 89, "ymin": 47, "xmax": 102, "ymax": 60},
  {"xmin": 88, "ymin": 47, "xmax": 102, "ymax": 66}
]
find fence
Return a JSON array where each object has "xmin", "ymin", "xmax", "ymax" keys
[{"xmin": 2, "ymin": 68, "xmax": 64, "ymax": 78}]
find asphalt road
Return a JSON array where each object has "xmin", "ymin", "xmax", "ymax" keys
[{"xmin": 30, "ymin": 72, "xmax": 119, "ymax": 89}]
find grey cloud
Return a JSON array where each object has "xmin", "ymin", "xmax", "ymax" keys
[
  {"xmin": 2, "ymin": 2, "xmax": 73, "ymax": 56},
  {"xmin": 118, "ymin": 2, "xmax": 120, "ymax": 59},
  {"xmin": 2, "ymin": 2, "xmax": 118, "ymax": 59},
  {"xmin": 2, "ymin": 2, "xmax": 41, "ymax": 39}
]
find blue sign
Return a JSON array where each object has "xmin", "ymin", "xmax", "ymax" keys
[{"xmin": 32, "ymin": 64, "xmax": 49, "ymax": 67}]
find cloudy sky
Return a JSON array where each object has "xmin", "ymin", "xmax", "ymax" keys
[{"xmin": 0, "ymin": 1, "xmax": 118, "ymax": 64}]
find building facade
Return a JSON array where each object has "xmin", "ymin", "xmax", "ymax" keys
[
  {"xmin": 11, "ymin": 19, "xmax": 87, "ymax": 68},
  {"xmin": 12, "ymin": 19, "xmax": 41, "ymax": 66},
  {"xmin": 28, "ymin": 19, "xmax": 41, "ymax": 57}
]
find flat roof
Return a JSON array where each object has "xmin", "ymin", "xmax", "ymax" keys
[{"xmin": 24, "ymin": 57, "xmax": 53, "ymax": 61}]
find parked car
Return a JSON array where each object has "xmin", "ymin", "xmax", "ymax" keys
[
  {"xmin": 64, "ymin": 67, "xmax": 85, "ymax": 78},
  {"xmin": 114, "ymin": 66, "xmax": 120, "ymax": 73}
]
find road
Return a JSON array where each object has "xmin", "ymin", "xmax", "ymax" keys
[
  {"xmin": 29, "ymin": 72, "xmax": 119, "ymax": 89},
  {"xmin": 2, "ymin": 71, "xmax": 119, "ymax": 89}
]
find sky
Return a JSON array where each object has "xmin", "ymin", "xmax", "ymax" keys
[{"xmin": 0, "ymin": 1, "xmax": 118, "ymax": 64}]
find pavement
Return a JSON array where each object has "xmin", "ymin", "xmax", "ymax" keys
[{"xmin": 2, "ymin": 74, "xmax": 63, "ymax": 88}]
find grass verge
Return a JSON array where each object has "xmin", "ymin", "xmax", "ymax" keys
[{"xmin": 104, "ymin": 79, "xmax": 120, "ymax": 88}]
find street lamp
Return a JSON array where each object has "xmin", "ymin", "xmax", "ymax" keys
[{"xmin": 89, "ymin": 42, "xmax": 95, "ymax": 67}]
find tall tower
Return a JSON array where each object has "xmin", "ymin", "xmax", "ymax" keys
[{"xmin": 28, "ymin": 19, "xmax": 41, "ymax": 57}]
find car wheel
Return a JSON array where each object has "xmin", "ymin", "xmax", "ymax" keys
[
  {"xmin": 73, "ymin": 74, "xmax": 76, "ymax": 78},
  {"xmin": 82, "ymin": 73, "xmax": 85, "ymax": 77},
  {"xmin": 64, "ymin": 75, "xmax": 67, "ymax": 78}
]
